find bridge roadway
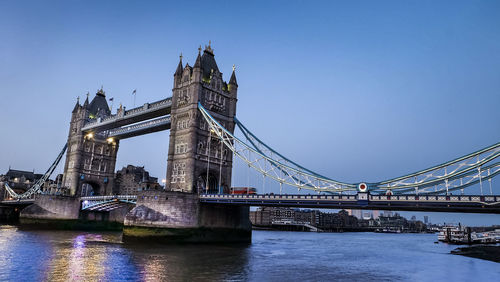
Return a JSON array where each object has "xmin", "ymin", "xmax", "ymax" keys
[
  {"xmin": 2, "ymin": 193, "xmax": 499, "ymax": 214},
  {"xmin": 199, "ymin": 193, "xmax": 500, "ymax": 214},
  {"xmin": 0, "ymin": 198, "xmax": 35, "ymax": 205}
]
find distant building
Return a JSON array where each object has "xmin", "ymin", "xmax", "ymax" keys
[
  {"xmin": 250, "ymin": 207, "xmax": 358, "ymax": 230},
  {"xmin": 249, "ymin": 207, "xmax": 272, "ymax": 226},
  {"xmin": 114, "ymin": 165, "xmax": 161, "ymax": 195},
  {"xmin": 0, "ymin": 168, "xmax": 43, "ymax": 196},
  {"xmin": 424, "ymin": 216, "xmax": 429, "ymax": 224},
  {"xmin": 378, "ymin": 212, "xmax": 407, "ymax": 227},
  {"xmin": 362, "ymin": 211, "xmax": 373, "ymax": 220},
  {"xmin": 348, "ymin": 209, "xmax": 363, "ymax": 219}
]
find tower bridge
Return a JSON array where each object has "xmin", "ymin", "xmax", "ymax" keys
[{"xmin": 2, "ymin": 43, "xmax": 499, "ymax": 242}]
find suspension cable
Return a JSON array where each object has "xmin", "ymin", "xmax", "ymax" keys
[{"xmin": 4, "ymin": 143, "xmax": 67, "ymax": 199}]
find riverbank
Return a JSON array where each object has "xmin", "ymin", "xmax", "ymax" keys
[{"xmin": 451, "ymin": 245, "xmax": 500, "ymax": 263}]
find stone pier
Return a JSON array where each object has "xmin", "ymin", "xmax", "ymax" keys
[
  {"xmin": 19, "ymin": 194, "xmax": 134, "ymax": 230},
  {"xmin": 123, "ymin": 191, "xmax": 251, "ymax": 243},
  {"xmin": 19, "ymin": 194, "xmax": 81, "ymax": 229}
]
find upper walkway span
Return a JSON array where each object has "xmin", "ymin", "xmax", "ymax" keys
[{"xmin": 81, "ymin": 97, "xmax": 172, "ymax": 133}]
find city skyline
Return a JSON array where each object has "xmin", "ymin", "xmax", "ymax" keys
[{"xmin": 1, "ymin": 1, "xmax": 499, "ymax": 225}]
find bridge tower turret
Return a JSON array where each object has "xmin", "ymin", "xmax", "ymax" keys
[
  {"xmin": 166, "ymin": 43, "xmax": 238, "ymax": 194},
  {"xmin": 62, "ymin": 89, "xmax": 119, "ymax": 196}
]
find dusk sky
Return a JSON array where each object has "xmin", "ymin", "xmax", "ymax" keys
[{"xmin": 0, "ymin": 1, "xmax": 499, "ymax": 225}]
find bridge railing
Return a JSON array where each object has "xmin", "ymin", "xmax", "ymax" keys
[
  {"xmin": 200, "ymin": 194, "xmax": 359, "ymax": 201},
  {"xmin": 80, "ymin": 195, "xmax": 137, "ymax": 201},
  {"xmin": 199, "ymin": 193, "xmax": 500, "ymax": 203},
  {"xmin": 370, "ymin": 194, "xmax": 499, "ymax": 203}
]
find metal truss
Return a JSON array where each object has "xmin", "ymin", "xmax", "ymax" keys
[
  {"xmin": 199, "ymin": 102, "xmax": 499, "ymax": 195},
  {"xmin": 374, "ymin": 143, "xmax": 500, "ymax": 195},
  {"xmin": 199, "ymin": 103, "xmax": 356, "ymax": 193},
  {"xmin": 81, "ymin": 195, "xmax": 137, "ymax": 211},
  {"xmin": 4, "ymin": 143, "xmax": 67, "ymax": 199}
]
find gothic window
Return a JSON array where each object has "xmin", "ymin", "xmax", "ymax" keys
[
  {"xmin": 85, "ymin": 144, "xmax": 91, "ymax": 152},
  {"xmin": 84, "ymin": 158, "xmax": 90, "ymax": 170},
  {"xmin": 175, "ymin": 143, "xmax": 188, "ymax": 154},
  {"xmin": 171, "ymin": 162, "xmax": 186, "ymax": 183},
  {"xmin": 92, "ymin": 160, "xmax": 99, "ymax": 171}
]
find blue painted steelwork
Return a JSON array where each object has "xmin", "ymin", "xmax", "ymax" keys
[
  {"xmin": 80, "ymin": 195, "xmax": 137, "ymax": 211},
  {"xmin": 199, "ymin": 194, "xmax": 500, "ymax": 214},
  {"xmin": 3, "ymin": 143, "xmax": 67, "ymax": 199},
  {"xmin": 198, "ymin": 102, "xmax": 499, "ymax": 195}
]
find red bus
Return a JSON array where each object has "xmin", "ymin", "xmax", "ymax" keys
[{"xmin": 230, "ymin": 187, "xmax": 257, "ymax": 195}]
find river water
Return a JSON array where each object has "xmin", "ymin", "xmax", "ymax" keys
[{"xmin": 0, "ymin": 226, "xmax": 498, "ymax": 281}]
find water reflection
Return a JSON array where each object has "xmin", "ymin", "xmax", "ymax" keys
[
  {"xmin": 0, "ymin": 228, "xmax": 498, "ymax": 281},
  {"xmin": 125, "ymin": 243, "xmax": 250, "ymax": 281},
  {"xmin": 45, "ymin": 233, "xmax": 109, "ymax": 281}
]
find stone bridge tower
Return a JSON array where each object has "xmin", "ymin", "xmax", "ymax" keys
[
  {"xmin": 124, "ymin": 44, "xmax": 250, "ymax": 243},
  {"xmin": 62, "ymin": 89, "xmax": 119, "ymax": 196},
  {"xmin": 166, "ymin": 43, "xmax": 238, "ymax": 194}
]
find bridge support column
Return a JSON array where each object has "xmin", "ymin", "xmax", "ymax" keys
[
  {"xmin": 19, "ymin": 194, "xmax": 81, "ymax": 229},
  {"xmin": 123, "ymin": 191, "xmax": 252, "ymax": 243}
]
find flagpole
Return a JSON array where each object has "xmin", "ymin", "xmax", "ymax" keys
[
  {"xmin": 133, "ymin": 89, "xmax": 137, "ymax": 107},
  {"xmin": 109, "ymin": 98, "xmax": 114, "ymax": 113}
]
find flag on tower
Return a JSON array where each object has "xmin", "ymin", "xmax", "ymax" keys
[
  {"xmin": 132, "ymin": 89, "xmax": 137, "ymax": 95},
  {"xmin": 109, "ymin": 97, "xmax": 114, "ymax": 102}
]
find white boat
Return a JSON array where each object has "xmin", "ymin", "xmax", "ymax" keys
[{"xmin": 438, "ymin": 225, "xmax": 468, "ymax": 243}]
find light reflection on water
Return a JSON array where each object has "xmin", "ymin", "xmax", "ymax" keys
[{"xmin": 0, "ymin": 225, "xmax": 498, "ymax": 281}]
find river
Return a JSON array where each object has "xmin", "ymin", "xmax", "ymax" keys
[{"xmin": 0, "ymin": 226, "xmax": 497, "ymax": 281}]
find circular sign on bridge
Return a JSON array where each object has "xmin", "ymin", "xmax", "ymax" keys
[{"xmin": 358, "ymin": 183, "xmax": 368, "ymax": 192}]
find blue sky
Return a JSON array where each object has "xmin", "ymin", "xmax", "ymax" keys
[{"xmin": 0, "ymin": 0, "xmax": 499, "ymax": 225}]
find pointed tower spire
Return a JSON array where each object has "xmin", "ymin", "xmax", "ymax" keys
[
  {"xmin": 83, "ymin": 92, "xmax": 90, "ymax": 107},
  {"xmin": 229, "ymin": 64, "xmax": 238, "ymax": 86},
  {"xmin": 194, "ymin": 46, "xmax": 202, "ymax": 69},
  {"xmin": 72, "ymin": 96, "xmax": 81, "ymax": 113},
  {"xmin": 174, "ymin": 53, "xmax": 183, "ymax": 76}
]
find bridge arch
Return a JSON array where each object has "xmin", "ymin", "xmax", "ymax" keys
[
  {"xmin": 80, "ymin": 181, "xmax": 102, "ymax": 196},
  {"xmin": 196, "ymin": 173, "xmax": 223, "ymax": 194}
]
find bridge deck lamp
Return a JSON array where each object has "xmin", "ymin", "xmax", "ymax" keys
[
  {"xmin": 85, "ymin": 133, "xmax": 94, "ymax": 140},
  {"xmin": 106, "ymin": 137, "xmax": 114, "ymax": 144}
]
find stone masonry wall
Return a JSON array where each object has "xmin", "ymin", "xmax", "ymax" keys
[
  {"xmin": 124, "ymin": 190, "xmax": 251, "ymax": 231},
  {"xmin": 124, "ymin": 191, "xmax": 200, "ymax": 229},
  {"xmin": 20, "ymin": 194, "xmax": 80, "ymax": 220}
]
